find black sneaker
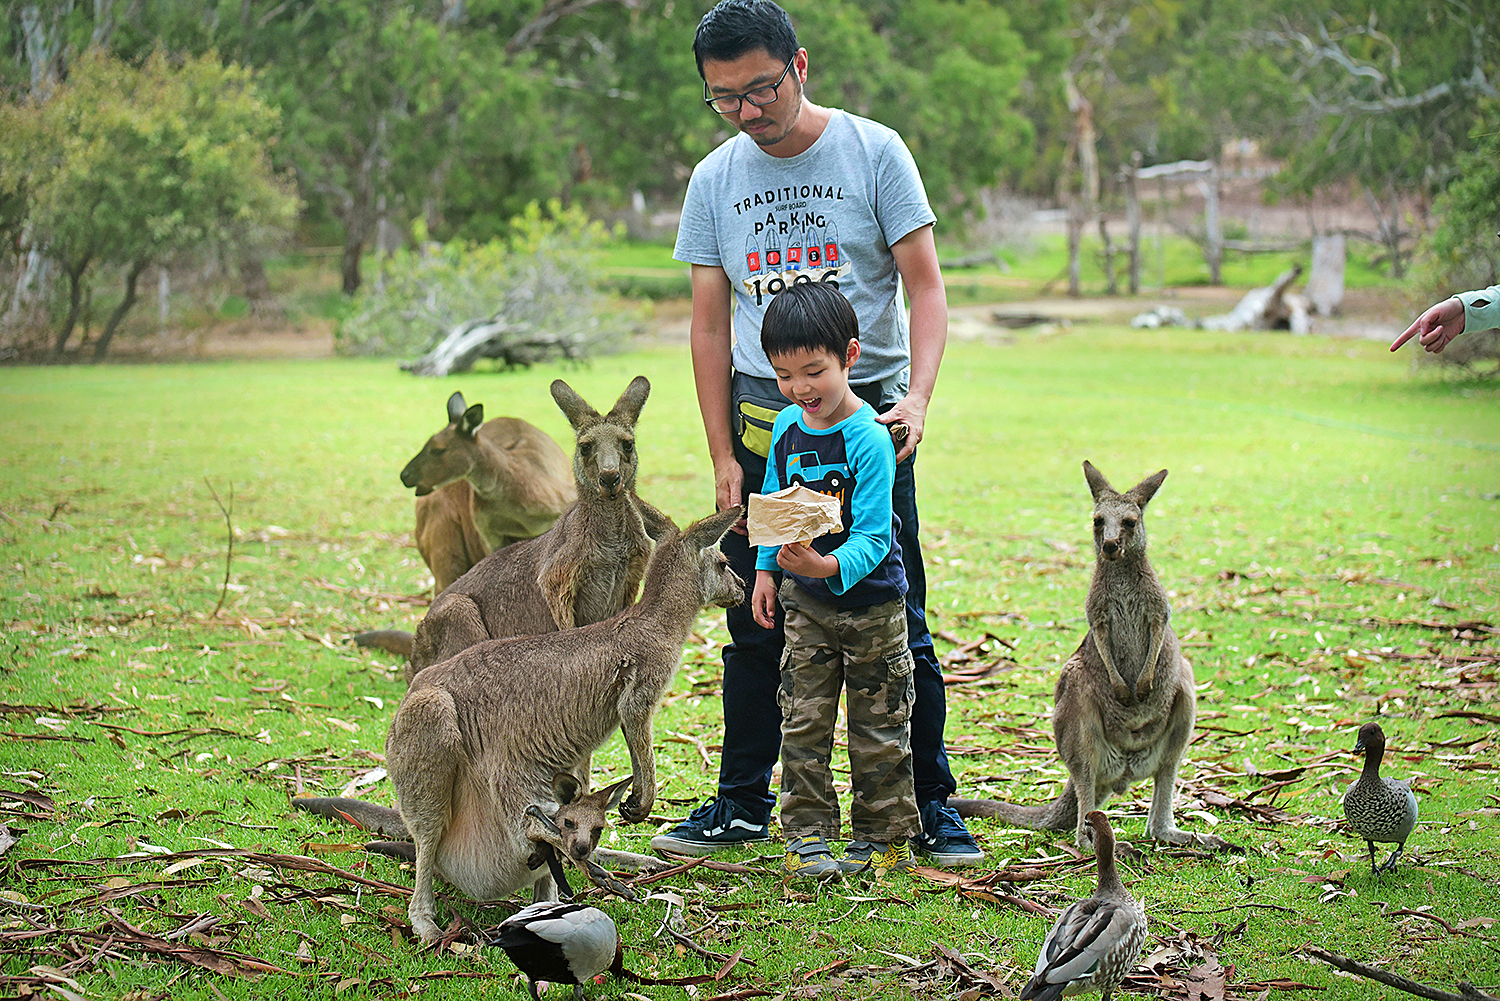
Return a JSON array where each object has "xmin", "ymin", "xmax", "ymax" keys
[
  {"xmin": 914, "ymin": 800, "xmax": 985, "ymax": 866},
  {"xmin": 650, "ymin": 796, "xmax": 772, "ymax": 856}
]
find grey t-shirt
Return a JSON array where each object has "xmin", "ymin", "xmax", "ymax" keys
[{"xmin": 673, "ymin": 109, "xmax": 937, "ymax": 386}]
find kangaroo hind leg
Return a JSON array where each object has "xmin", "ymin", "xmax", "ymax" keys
[{"xmin": 387, "ymin": 687, "xmax": 464, "ymax": 944}]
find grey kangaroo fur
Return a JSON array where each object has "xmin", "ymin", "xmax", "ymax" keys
[
  {"xmin": 291, "ymin": 771, "xmax": 633, "ymax": 869},
  {"xmin": 406, "ymin": 391, "xmax": 575, "ymax": 590},
  {"xmin": 359, "ymin": 376, "xmax": 674, "ymax": 672},
  {"xmin": 389, "ymin": 506, "xmax": 742, "ymax": 943},
  {"xmin": 951, "ymin": 461, "xmax": 1229, "ymax": 852}
]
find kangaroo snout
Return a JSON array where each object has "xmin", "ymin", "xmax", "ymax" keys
[
  {"xmin": 1100, "ymin": 538, "xmax": 1121, "ymax": 559},
  {"xmin": 599, "ymin": 469, "xmax": 623, "ymax": 495},
  {"xmin": 401, "ymin": 461, "xmax": 431, "ymax": 494}
]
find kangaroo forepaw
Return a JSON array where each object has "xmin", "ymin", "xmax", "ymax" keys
[
  {"xmin": 619, "ymin": 796, "xmax": 649, "ymax": 825},
  {"xmin": 1135, "ymin": 675, "xmax": 1154, "ymax": 699}
]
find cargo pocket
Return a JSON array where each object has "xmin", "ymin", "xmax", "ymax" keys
[{"xmin": 883, "ymin": 647, "xmax": 916, "ymax": 725}]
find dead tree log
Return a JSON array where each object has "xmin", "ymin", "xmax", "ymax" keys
[{"xmin": 1202, "ymin": 264, "xmax": 1310, "ymax": 333}]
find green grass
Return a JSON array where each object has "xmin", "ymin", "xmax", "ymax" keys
[{"xmin": 1, "ymin": 330, "xmax": 1497, "ymax": 1000}]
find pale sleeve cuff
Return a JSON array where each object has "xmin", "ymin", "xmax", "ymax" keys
[{"xmin": 1456, "ymin": 285, "xmax": 1500, "ymax": 335}]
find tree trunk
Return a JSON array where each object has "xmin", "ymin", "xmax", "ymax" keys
[
  {"xmin": 53, "ymin": 258, "xmax": 90, "ymax": 356},
  {"xmin": 93, "ymin": 258, "xmax": 148, "ymax": 360},
  {"xmin": 1125, "ymin": 151, "xmax": 1141, "ymax": 295}
]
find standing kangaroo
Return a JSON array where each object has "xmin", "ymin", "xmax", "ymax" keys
[
  {"xmin": 404, "ymin": 375, "xmax": 674, "ymax": 680},
  {"xmin": 404, "ymin": 392, "xmax": 575, "ymax": 592},
  {"xmin": 952, "ymin": 462, "xmax": 1227, "ymax": 852},
  {"xmin": 389, "ymin": 507, "xmax": 743, "ymax": 943}
]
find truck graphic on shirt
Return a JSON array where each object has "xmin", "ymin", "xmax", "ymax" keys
[{"xmin": 785, "ymin": 450, "xmax": 851, "ymax": 505}]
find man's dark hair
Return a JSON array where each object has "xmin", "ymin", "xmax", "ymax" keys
[
  {"xmin": 761, "ymin": 282, "xmax": 858, "ymax": 363},
  {"xmin": 693, "ymin": 0, "xmax": 799, "ymax": 78}
]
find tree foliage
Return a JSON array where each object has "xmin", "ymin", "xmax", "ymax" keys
[
  {"xmin": 338, "ymin": 200, "xmax": 635, "ymax": 374},
  {"xmin": 0, "ymin": 48, "xmax": 297, "ymax": 356}
]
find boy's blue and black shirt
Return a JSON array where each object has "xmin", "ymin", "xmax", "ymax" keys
[{"xmin": 756, "ymin": 402, "xmax": 907, "ymax": 610}]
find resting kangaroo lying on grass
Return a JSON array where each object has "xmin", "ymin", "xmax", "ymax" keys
[
  {"xmin": 383, "ymin": 507, "xmax": 742, "ymax": 943},
  {"xmin": 358, "ymin": 377, "xmax": 673, "ymax": 675},
  {"xmin": 951, "ymin": 462, "xmax": 1230, "ymax": 852},
  {"xmin": 406, "ymin": 391, "xmax": 575, "ymax": 591}
]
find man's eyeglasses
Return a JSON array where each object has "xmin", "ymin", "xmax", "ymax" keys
[{"xmin": 703, "ymin": 55, "xmax": 795, "ymax": 114}]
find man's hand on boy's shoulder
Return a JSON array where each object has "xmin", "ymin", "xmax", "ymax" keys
[
  {"xmin": 777, "ymin": 542, "xmax": 838, "ymax": 580},
  {"xmin": 876, "ymin": 394, "xmax": 928, "ymax": 463}
]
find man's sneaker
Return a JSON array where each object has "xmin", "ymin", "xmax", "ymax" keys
[
  {"xmin": 837, "ymin": 838, "xmax": 916, "ymax": 874},
  {"xmin": 784, "ymin": 834, "xmax": 842, "ymax": 878},
  {"xmin": 914, "ymin": 800, "xmax": 985, "ymax": 866},
  {"xmin": 650, "ymin": 796, "xmax": 771, "ymax": 856}
]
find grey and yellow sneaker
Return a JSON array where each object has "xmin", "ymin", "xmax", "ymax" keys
[
  {"xmin": 650, "ymin": 796, "xmax": 772, "ymax": 856},
  {"xmin": 837, "ymin": 838, "xmax": 916, "ymax": 874},
  {"xmin": 784, "ymin": 835, "xmax": 843, "ymax": 878}
]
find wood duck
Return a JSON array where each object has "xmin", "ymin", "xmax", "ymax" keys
[
  {"xmin": 1342, "ymin": 721, "xmax": 1419, "ymax": 874},
  {"xmin": 493, "ymin": 901, "xmax": 622, "ymax": 1000},
  {"xmin": 1021, "ymin": 811, "xmax": 1148, "ymax": 1001}
]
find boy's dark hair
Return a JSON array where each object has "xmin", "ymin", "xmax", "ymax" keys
[
  {"xmin": 693, "ymin": 0, "xmax": 799, "ymax": 78},
  {"xmin": 761, "ymin": 282, "xmax": 858, "ymax": 363}
]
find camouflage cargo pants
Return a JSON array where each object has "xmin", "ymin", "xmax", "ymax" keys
[{"xmin": 777, "ymin": 580, "xmax": 921, "ymax": 843}]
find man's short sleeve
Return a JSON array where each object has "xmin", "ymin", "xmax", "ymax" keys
[
  {"xmin": 874, "ymin": 133, "xmax": 936, "ymax": 249},
  {"xmin": 673, "ymin": 163, "xmax": 723, "ymax": 267}
]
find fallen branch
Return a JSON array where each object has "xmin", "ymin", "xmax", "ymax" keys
[
  {"xmin": 205, "ymin": 478, "xmax": 234, "ymax": 618},
  {"xmin": 1303, "ymin": 945, "xmax": 1499, "ymax": 1000}
]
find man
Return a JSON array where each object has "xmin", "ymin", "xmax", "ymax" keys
[{"xmin": 651, "ymin": 0, "xmax": 982, "ymax": 865}]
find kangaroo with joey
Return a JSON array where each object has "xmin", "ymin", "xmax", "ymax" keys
[
  {"xmin": 402, "ymin": 375, "xmax": 675, "ymax": 681},
  {"xmin": 292, "ymin": 772, "xmax": 639, "ymax": 894},
  {"xmin": 386, "ymin": 507, "xmax": 742, "ymax": 944},
  {"xmin": 405, "ymin": 391, "xmax": 575, "ymax": 592},
  {"xmin": 951, "ymin": 462, "xmax": 1231, "ymax": 853}
]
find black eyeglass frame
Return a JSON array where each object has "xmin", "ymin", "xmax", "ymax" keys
[{"xmin": 703, "ymin": 55, "xmax": 797, "ymax": 114}]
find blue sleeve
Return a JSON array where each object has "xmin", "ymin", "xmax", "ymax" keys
[
  {"xmin": 754, "ymin": 410, "xmax": 793, "ymax": 574},
  {"xmin": 826, "ymin": 418, "xmax": 896, "ymax": 595}
]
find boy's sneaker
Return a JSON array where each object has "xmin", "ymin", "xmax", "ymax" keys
[
  {"xmin": 650, "ymin": 796, "xmax": 772, "ymax": 856},
  {"xmin": 914, "ymin": 800, "xmax": 985, "ymax": 866},
  {"xmin": 784, "ymin": 835, "xmax": 842, "ymax": 878},
  {"xmin": 837, "ymin": 838, "xmax": 916, "ymax": 874}
]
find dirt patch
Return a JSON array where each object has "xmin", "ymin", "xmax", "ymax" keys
[{"xmin": 10, "ymin": 286, "xmax": 1416, "ymax": 364}]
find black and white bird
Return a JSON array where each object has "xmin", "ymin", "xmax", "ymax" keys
[
  {"xmin": 493, "ymin": 901, "xmax": 623, "ymax": 1000},
  {"xmin": 1021, "ymin": 811, "xmax": 1148, "ymax": 1001},
  {"xmin": 1342, "ymin": 721, "xmax": 1419, "ymax": 874}
]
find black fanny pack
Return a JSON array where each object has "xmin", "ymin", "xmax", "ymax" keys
[{"xmin": 732, "ymin": 373, "xmax": 791, "ymax": 459}]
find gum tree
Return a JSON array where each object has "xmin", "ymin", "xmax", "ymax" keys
[{"xmin": 0, "ymin": 49, "xmax": 297, "ymax": 358}]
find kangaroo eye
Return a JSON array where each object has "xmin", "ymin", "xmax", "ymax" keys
[
  {"xmin": 620, "ymin": 439, "xmax": 634, "ymax": 455},
  {"xmin": 1092, "ymin": 517, "xmax": 1104, "ymax": 528},
  {"xmin": 579, "ymin": 443, "xmax": 594, "ymax": 459},
  {"xmin": 1122, "ymin": 518, "xmax": 1137, "ymax": 529},
  {"xmin": 563, "ymin": 819, "xmax": 576, "ymax": 829}
]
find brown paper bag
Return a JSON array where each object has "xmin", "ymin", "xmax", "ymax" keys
[{"xmin": 747, "ymin": 484, "xmax": 843, "ymax": 548}]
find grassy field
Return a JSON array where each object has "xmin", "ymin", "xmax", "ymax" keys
[{"xmin": 1, "ymin": 327, "xmax": 1497, "ymax": 1000}]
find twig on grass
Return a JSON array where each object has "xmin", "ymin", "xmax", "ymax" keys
[
  {"xmin": 205, "ymin": 478, "xmax": 234, "ymax": 618},
  {"xmin": 1303, "ymin": 944, "xmax": 1499, "ymax": 1000}
]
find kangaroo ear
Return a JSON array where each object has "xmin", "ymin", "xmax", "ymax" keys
[
  {"xmin": 598, "ymin": 774, "xmax": 634, "ymax": 809},
  {"xmin": 684, "ymin": 505, "xmax": 742, "ymax": 550},
  {"xmin": 551, "ymin": 379, "xmax": 600, "ymax": 431},
  {"xmin": 606, "ymin": 376, "xmax": 651, "ymax": 427},
  {"xmin": 446, "ymin": 392, "xmax": 468, "ymax": 426},
  {"xmin": 459, "ymin": 404, "xmax": 484, "ymax": 438},
  {"xmin": 1126, "ymin": 468, "xmax": 1168, "ymax": 508},
  {"xmin": 552, "ymin": 772, "xmax": 583, "ymax": 806},
  {"xmin": 1082, "ymin": 460, "xmax": 1116, "ymax": 502}
]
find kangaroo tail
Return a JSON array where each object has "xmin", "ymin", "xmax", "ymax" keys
[
  {"xmin": 948, "ymin": 782, "xmax": 1078, "ymax": 832},
  {"xmin": 291, "ymin": 796, "xmax": 409, "ymax": 839},
  {"xmin": 351, "ymin": 630, "xmax": 413, "ymax": 658},
  {"xmin": 364, "ymin": 840, "xmax": 416, "ymax": 863}
]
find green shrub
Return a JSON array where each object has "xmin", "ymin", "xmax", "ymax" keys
[{"xmin": 337, "ymin": 201, "xmax": 636, "ymax": 362}]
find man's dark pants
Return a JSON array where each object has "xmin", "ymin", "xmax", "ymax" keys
[{"xmin": 715, "ymin": 383, "xmax": 956, "ymax": 819}]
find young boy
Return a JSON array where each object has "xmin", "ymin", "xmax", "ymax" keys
[{"xmin": 749, "ymin": 281, "xmax": 922, "ymax": 877}]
